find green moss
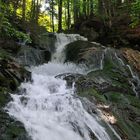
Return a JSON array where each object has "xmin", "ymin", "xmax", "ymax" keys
[
  {"xmin": 88, "ymin": 67, "xmax": 133, "ymax": 95},
  {"xmin": 0, "ymin": 87, "xmax": 10, "ymax": 107},
  {"xmin": 65, "ymin": 40, "xmax": 94, "ymax": 62},
  {"xmin": 78, "ymin": 88, "xmax": 107, "ymax": 103},
  {"xmin": 7, "ymin": 124, "xmax": 25, "ymax": 136},
  {"xmin": 126, "ymin": 95, "xmax": 140, "ymax": 108},
  {"xmin": 2, "ymin": 122, "xmax": 29, "ymax": 140},
  {"xmin": 0, "ymin": 49, "xmax": 10, "ymax": 59},
  {"xmin": 104, "ymin": 92, "xmax": 130, "ymax": 104},
  {"xmin": 114, "ymin": 111, "xmax": 140, "ymax": 140},
  {"xmin": 0, "ymin": 74, "xmax": 10, "ymax": 89},
  {"xmin": 103, "ymin": 58, "xmax": 115, "ymax": 71}
]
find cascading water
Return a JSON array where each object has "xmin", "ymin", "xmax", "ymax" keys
[
  {"xmin": 6, "ymin": 34, "xmax": 121, "ymax": 140},
  {"xmin": 115, "ymin": 52, "xmax": 140, "ymax": 97},
  {"xmin": 52, "ymin": 33, "xmax": 87, "ymax": 62}
]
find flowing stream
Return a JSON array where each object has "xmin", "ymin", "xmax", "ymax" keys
[{"xmin": 6, "ymin": 33, "xmax": 121, "ymax": 140}]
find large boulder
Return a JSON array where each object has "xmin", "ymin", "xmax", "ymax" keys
[
  {"xmin": 122, "ymin": 48, "xmax": 140, "ymax": 75},
  {"xmin": 16, "ymin": 47, "xmax": 51, "ymax": 66},
  {"xmin": 59, "ymin": 45, "xmax": 140, "ymax": 140},
  {"xmin": 0, "ymin": 57, "xmax": 31, "ymax": 91},
  {"xmin": 65, "ymin": 40, "xmax": 102, "ymax": 63}
]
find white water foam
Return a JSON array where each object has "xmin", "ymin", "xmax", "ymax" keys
[
  {"xmin": 52, "ymin": 33, "xmax": 87, "ymax": 62},
  {"xmin": 6, "ymin": 65, "xmax": 110, "ymax": 140}
]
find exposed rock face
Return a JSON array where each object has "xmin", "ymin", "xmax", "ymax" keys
[
  {"xmin": 0, "ymin": 57, "xmax": 31, "ymax": 91},
  {"xmin": 122, "ymin": 48, "xmax": 140, "ymax": 74},
  {"xmin": 0, "ymin": 109, "xmax": 31, "ymax": 140},
  {"xmin": 15, "ymin": 32, "xmax": 57, "ymax": 66},
  {"xmin": 65, "ymin": 40, "xmax": 102, "ymax": 63},
  {"xmin": 37, "ymin": 33, "xmax": 56, "ymax": 52},
  {"xmin": 63, "ymin": 42, "xmax": 140, "ymax": 140},
  {"xmin": 0, "ymin": 50, "xmax": 31, "ymax": 140},
  {"xmin": 0, "ymin": 39, "xmax": 21, "ymax": 54},
  {"xmin": 16, "ymin": 47, "xmax": 51, "ymax": 66}
]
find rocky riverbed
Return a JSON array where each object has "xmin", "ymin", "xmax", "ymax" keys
[{"xmin": 0, "ymin": 34, "xmax": 140, "ymax": 140}]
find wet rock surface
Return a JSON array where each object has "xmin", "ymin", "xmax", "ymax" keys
[
  {"xmin": 1, "ymin": 32, "xmax": 140, "ymax": 140},
  {"xmin": 65, "ymin": 40, "xmax": 102, "ymax": 63},
  {"xmin": 122, "ymin": 48, "xmax": 140, "ymax": 75},
  {"xmin": 0, "ymin": 109, "xmax": 31, "ymax": 140},
  {"xmin": 63, "ymin": 43, "xmax": 140, "ymax": 140},
  {"xmin": 16, "ymin": 47, "xmax": 51, "ymax": 66},
  {"xmin": 0, "ymin": 56, "xmax": 31, "ymax": 91},
  {"xmin": 0, "ymin": 50, "xmax": 31, "ymax": 140}
]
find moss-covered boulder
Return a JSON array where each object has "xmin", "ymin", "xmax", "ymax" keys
[
  {"xmin": 65, "ymin": 40, "xmax": 101, "ymax": 63},
  {"xmin": 63, "ymin": 44, "xmax": 140, "ymax": 139},
  {"xmin": 0, "ymin": 109, "xmax": 31, "ymax": 140},
  {"xmin": 122, "ymin": 48, "xmax": 140, "ymax": 76}
]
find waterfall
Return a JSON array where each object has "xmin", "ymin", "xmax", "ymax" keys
[
  {"xmin": 6, "ymin": 34, "xmax": 121, "ymax": 140},
  {"xmin": 52, "ymin": 33, "xmax": 87, "ymax": 62},
  {"xmin": 100, "ymin": 48, "xmax": 108, "ymax": 70},
  {"xmin": 115, "ymin": 52, "xmax": 140, "ymax": 97}
]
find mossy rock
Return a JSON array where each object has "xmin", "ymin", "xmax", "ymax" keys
[
  {"xmin": 112, "ymin": 103, "xmax": 140, "ymax": 140},
  {"xmin": 100, "ymin": 92, "xmax": 140, "ymax": 140},
  {"xmin": 77, "ymin": 88, "xmax": 107, "ymax": 103},
  {"xmin": 65, "ymin": 40, "xmax": 96, "ymax": 62},
  {"xmin": 87, "ymin": 67, "xmax": 133, "ymax": 95},
  {"xmin": 0, "ymin": 49, "xmax": 11, "ymax": 59},
  {"xmin": 0, "ymin": 110, "xmax": 31, "ymax": 140},
  {"xmin": 0, "ymin": 87, "xmax": 11, "ymax": 107}
]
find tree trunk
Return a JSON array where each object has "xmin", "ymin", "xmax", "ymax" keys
[
  {"xmin": 35, "ymin": 0, "xmax": 39, "ymax": 24},
  {"xmin": 31, "ymin": 0, "xmax": 36, "ymax": 22},
  {"xmin": 90, "ymin": 0, "xmax": 94, "ymax": 15},
  {"xmin": 13, "ymin": 0, "xmax": 20, "ymax": 18},
  {"xmin": 58, "ymin": 0, "xmax": 62, "ymax": 32},
  {"xmin": 87, "ymin": 0, "xmax": 90, "ymax": 16},
  {"xmin": 51, "ymin": 0, "xmax": 54, "ymax": 32},
  {"xmin": 67, "ymin": 0, "xmax": 70, "ymax": 29},
  {"xmin": 73, "ymin": 0, "xmax": 79, "ymax": 24},
  {"xmin": 83, "ymin": 0, "xmax": 87, "ymax": 19},
  {"xmin": 22, "ymin": 0, "xmax": 26, "ymax": 22}
]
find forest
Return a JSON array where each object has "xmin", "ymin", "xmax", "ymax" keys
[
  {"xmin": 0, "ymin": 1, "xmax": 140, "ymax": 33},
  {"xmin": 0, "ymin": 0, "xmax": 140, "ymax": 49},
  {"xmin": 0, "ymin": 0, "xmax": 140, "ymax": 140}
]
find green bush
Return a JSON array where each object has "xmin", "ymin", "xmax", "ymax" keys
[
  {"xmin": 131, "ymin": 0, "xmax": 140, "ymax": 27},
  {"xmin": 0, "ymin": 16, "xmax": 31, "ymax": 43},
  {"xmin": 0, "ymin": 4, "xmax": 31, "ymax": 43}
]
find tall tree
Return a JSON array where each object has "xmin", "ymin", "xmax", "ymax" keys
[
  {"xmin": 22, "ymin": 0, "xmax": 26, "ymax": 22},
  {"xmin": 35, "ymin": 0, "xmax": 40, "ymax": 24},
  {"xmin": 90, "ymin": 0, "xmax": 94, "ymax": 15},
  {"xmin": 31, "ymin": 0, "xmax": 36, "ymax": 22},
  {"xmin": 73, "ymin": 0, "xmax": 79, "ymax": 24},
  {"xmin": 83, "ymin": 0, "xmax": 87, "ymax": 18},
  {"xmin": 58, "ymin": 0, "xmax": 62, "ymax": 32},
  {"xmin": 12, "ymin": 0, "xmax": 20, "ymax": 18},
  {"xmin": 67, "ymin": 0, "xmax": 71, "ymax": 29},
  {"xmin": 51, "ymin": 0, "xmax": 55, "ymax": 32}
]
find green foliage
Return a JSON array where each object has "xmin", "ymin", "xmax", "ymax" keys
[
  {"xmin": 0, "ymin": 1, "xmax": 31, "ymax": 43},
  {"xmin": 0, "ymin": 14, "xmax": 31, "ymax": 43},
  {"xmin": 131, "ymin": 0, "xmax": 140, "ymax": 27}
]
